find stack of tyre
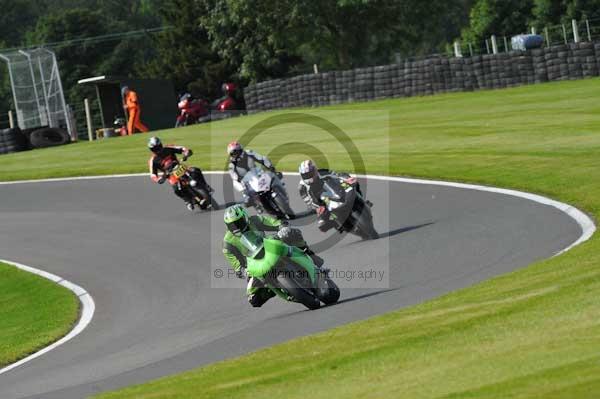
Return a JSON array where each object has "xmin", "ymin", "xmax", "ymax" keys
[
  {"xmin": 243, "ymin": 85, "xmax": 258, "ymax": 113},
  {"xmin": 0, "ymin": 127, "xmax": 70, "ymax": 156},
  {"xmin": 353, "ymin": 67, "xmax": 374, "ymax": 102},
  {"xmin": 339, "ymin": 70, "xmax": 354, "ymax": 103},
  {"xmin": 545, "ymin": 45, "xmax": 570, "ymax": 81},
  {"xmin": 532, "ymin": 48, "xmax": 549, "ymax": 83},
  {"xmin": 569, "ymin": 42, "xmax": 597, "ymax": 78},
  {"xmin": 462, "ymin": 57, "xmax": 475, "ymax": 92},
  {"xmin": 567, "ymin": 43, "xmax": 585, "ymax": 80},
  {"xmin": 448, "ymin": 57, "xmax": 464, "ymax": 93},
  {"xmin": 0, "ymin": 128, "xmax": 28, "ymax": 155},
  {"xmin": 28, "ymin": 127, "xmax": 70, "ymax": 149}
]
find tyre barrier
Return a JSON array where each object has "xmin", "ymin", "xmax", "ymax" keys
[
  {"xmin": 29, "ymin": 128, "xmax": 71, "ymax": 149},
  {"xmin": 244, "ymin": 41, "xmax": 600, "ymax": 113},
  {"xmin": 0, "ymin": 128, "xmax": 29, "ymax": 156}
]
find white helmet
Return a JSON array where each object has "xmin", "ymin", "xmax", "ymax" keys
[{"xmin": 299, "ymin": 159, "xmax": 318, "ymax": 184}]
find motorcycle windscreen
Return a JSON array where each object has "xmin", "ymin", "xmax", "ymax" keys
[
  {"xmin": 243, "ymin": 168, "xmax": 272, "ymax": 193},
  {"xmin": 239, "ymin": 230, "xmax": 264, "ymax": 259}
]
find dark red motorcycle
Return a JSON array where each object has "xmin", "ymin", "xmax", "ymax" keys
[
  {"xmin": 175, "ymin": 94, "xmax": 210, "ymax": 127},
  {"xmin": 174, "ymin": 84, "xmax": 239, "ymax": 127}
]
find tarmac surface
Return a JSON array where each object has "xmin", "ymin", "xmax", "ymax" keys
[{"xmin": 0, "ymin": 174, "xmax": 582, "ymax": 398}]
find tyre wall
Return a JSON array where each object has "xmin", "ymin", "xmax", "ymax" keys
[{"xmin": 244, "ymin": 42, "xmax": 599, "ymax": 113}]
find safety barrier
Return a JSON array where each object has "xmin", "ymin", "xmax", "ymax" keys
[{"xmin": 244, "ymin": 42, "xmax": 600, "ymax": 113}]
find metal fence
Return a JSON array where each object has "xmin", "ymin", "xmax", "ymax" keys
[
  {"xmin": 0, "ymin": 48, "xmax": 73, "ymax": 136},
  {"xmin": 455, "ymin": 18, "xmax": 600, "ymax": 57}
]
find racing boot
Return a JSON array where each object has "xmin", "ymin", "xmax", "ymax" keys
[
  {"xmin": 247, "ymin": 278, "xmax": 276, "ymax": 307},
  {"xmin": 186, "ymin": 201, "xmax": 195, "ymax": 211},
  {"xmin": 317, "ymin": 218, "xmax": 336, "ymax": 233}
]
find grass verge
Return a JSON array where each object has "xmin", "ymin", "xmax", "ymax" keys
[
  {"xmin": 0, "ymin": 262, "xmax": 79, "ymax": 368},
  {"xmin": 1, "ymin": 78, "xmax": 599, "ymax": 397}
]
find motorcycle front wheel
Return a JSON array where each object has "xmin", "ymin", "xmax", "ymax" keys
[
  {"xmin": 276, "ymin": 264, "xmax": 321, "ymax": 310},
  {"xmin": 319, "ymin": 278, "xmax": 340, "ymax": 305},
  {"xmin": 271, "ymin": 188, "xmax": 295, "ymax": 219}
]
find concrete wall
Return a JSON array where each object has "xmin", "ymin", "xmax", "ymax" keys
[{"xmin": 243, "ymin": 42, "xmax": 600, "ymax": 113}]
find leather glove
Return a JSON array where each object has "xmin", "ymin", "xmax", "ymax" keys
[
  {"xmin": 276, "ymin": 171, "xmax": 283, "ymax": 179},
  {"xmin": 317, "ymin": 205, "xmax": 327, "ymax": 216},
  {"xmin": 157, "ymin": 176, "xmax": 167, "ymax": 184},
  {"xmin": 182, "ymin": 149, "xmax": 193, "ymax": 161},
  {"xmin": 235, "ymin": 269, "xmax": 244, "ymax": 279}
]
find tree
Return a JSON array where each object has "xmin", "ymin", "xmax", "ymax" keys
[
  {"xmin": 199, "ymin": 0, "xmax": 470, "ymax": 82},
  {"xmin": 141, "ymin": 0, "xmax": 231, "ymax": 99},
  {"xmin": 532, "ymin": 0, "xmax": 600, "ymax": 27},
  {"xmin": 461, "ymin": 0, "xmax": 535, "ymax": 48},
  {"xmin": 27, "ymin": 9, "xmax": 119, "ymax": 106}
]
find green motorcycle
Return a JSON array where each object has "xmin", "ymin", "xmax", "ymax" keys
[{"xmin": 241, "ymin": 232, "xmax": 340, "ymax": 310}]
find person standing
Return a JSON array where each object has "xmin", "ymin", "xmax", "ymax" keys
[{"xmin": 122, "ymin": 86, "xmax": 149, "ymax": 135}]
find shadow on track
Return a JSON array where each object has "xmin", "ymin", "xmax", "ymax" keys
[
  {"xmin": 264, "ymin": 289, "xmax": 399, "ymax": 320},
  {"xmin": 336, "ymin": 288, "xmax": 399, "ymax": 305},
  {"xmin": 343, "ymin": 222, "xmax": 435, "ymax": 246},
  {"xmin": 378, "ymin": 222, "xmax": 434, "ymax": 239}
]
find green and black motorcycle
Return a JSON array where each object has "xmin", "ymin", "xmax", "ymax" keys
[{"xmin": 240, "ymin": 232, "xmax": 340, "ymax": 310}]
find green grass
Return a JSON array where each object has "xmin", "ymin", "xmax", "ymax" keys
[
  {"xmin": 0, "ymin": 262, "xmax": 79, "ymax": 368},
  {"xmin": 2, "ymin": 78, "xmax": 600, "ymax": 397}
]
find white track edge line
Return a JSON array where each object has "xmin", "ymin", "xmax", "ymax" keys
[
  {"xmin": 0, "ymin": 170, "xmax": 594, "ymax": 373},
  {"xmin": 0, "ymin": 260, "xmax": 95, "ymax": 376}
]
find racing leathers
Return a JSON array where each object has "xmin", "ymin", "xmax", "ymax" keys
[
  {"xmin": 222, "ymin": 215, "xmax": 323, "ymax": 307},
  {"xmin": 228, "ymin": 150, "xmax": 285, "ymax": 207},
  {"xmin": 149, "ymin": 145, "xmax": 209, "ymax": 206},
  {"xmin": 298, "ymin": 169, "xmax": 366, "ymax": 232}
]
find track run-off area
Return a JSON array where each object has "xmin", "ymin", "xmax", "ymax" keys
[{"xmin": 0, "ymin": 172, "xmax": 591, "ymax": 399}]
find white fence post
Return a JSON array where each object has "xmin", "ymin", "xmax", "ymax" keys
[
  {"xmin": 586, "ymin": 20, "xmax": 592, "ymax": 41},
  {"xmin": 313, "ymin": 64, "xmax": 319, "ymax": 74},
  {"xmin": 8, "ymin": 110, "xmax": 14, "ymax": 129},
  {"xmin": 453, "ymin": 41, "xmax": 462, "ymax": 58},
  {"xmin": 491, "ymin": 35, "xmax": 498, "ymax": 54},
  {"xmin": 503, "ymin": 36, "xmax": 509, "ymax": 52},
  {"xmin": 84, "ymin": 98, "xmax": 93, "ymax": 142},
  {"xmin": 572, "ymin": 19, "xmax": 580, "ymax": 43},
  {"xmin": 562, "ymin": 25, "xmax": 568, "ymax": 44},
  {"xmin": 531, "ymin": 27, "xmax": 537, "ymax": 35},
  {"xmin": 544, "ymin": 27, "xmax": 550, "ymax": 47}
]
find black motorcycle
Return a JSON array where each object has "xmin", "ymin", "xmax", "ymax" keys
[
  {"xmin": 320, "ymin": 177, "xmax": 378, "ymax": 240},
  {"xmin": 165, "ymin": 162, "xmax": 219, "ymax": 211}
]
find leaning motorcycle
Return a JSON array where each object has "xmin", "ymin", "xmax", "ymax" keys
[
  {"xmin": 242, "ymin": 167, "xmax": 294, "ymax": 219},
  {"xmin": 242, "ymin": 232, "xmax": 340, "ymax": 310},
  {"xmin": 320, "ymin": 177, "xmax": 379, "ymax": 240},
  {"xmin": 166, "ymin": 162, "xmax": 219, "ymax": 210}
]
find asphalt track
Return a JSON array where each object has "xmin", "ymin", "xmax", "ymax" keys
[{"xmin": 0, "ymin": 174, "xmax": 583, "ymax": 399}]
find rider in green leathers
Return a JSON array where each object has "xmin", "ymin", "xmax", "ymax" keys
[{"xmin": 222, "ymin": 204, "xmax": 323, "ymax": 307}]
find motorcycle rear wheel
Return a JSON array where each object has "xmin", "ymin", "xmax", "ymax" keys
[
  {"xmin": 272, "ymin": 188, "xmax": 295, "ymax": 219},
  {"xmin": 353, "ymin": 209, "xmax": 379, "ymax": 240}
]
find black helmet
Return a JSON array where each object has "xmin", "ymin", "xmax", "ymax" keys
[{"xmin": 148, "ymin": 136, "xmax": 163, "ymax": 153}]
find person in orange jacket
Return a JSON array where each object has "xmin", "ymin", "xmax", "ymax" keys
[{"xmin": 122, "ymin": 86, "xmax": 149, "ymax": 135}]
